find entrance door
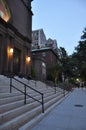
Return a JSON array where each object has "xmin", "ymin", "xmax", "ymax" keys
[{"xmin": 13, "ymin": 48, "xmax": 21, "ymax": 75}]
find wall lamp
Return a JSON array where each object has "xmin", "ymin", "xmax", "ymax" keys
[
  {"xmin": 7, "ymin": 47, "xmax": 14, "ymax": 58},
  {"xmin": 10, "ymin": 48, "xmax": 14, "ymax": 54},
  {"xmin": 26, "ymin": 56, "xmax": 30, "ymax": 63}
]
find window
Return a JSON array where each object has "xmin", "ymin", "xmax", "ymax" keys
[
  {"xmin": 42, "ymin": 52, "xmax": 46, "ymax": 57},
  {"xmin": 42, "ymin": 62, "xmax": 46, "ymax": 75},
  {"xmin": 34, "ymin": 32, "xmax": 38, "ymax": 40}
]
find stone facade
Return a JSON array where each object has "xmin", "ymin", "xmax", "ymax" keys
[
  {"xmin": 0, "ymin": 0, "xmax": 33, "ymax": 77},
  {"xmin": 32, "ymin": 29, "xmax": 46, "ymax": 49},
  {"xmin": 46, "ymin": 38, "xmax": 58, "ymax": 50},
  {"xmin": 32, "ymin": 29, "xmax": 58, "ymax": 54},
  {"xmin": 31, "ymin": 48, "xmax": 58, "ymax": 80},
  {"xmin": 32, "ymin": 56, "xmax": 46, "ymax": 81}
]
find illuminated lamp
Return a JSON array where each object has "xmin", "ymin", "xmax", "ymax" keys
[
  {"xmin": 7, "ymin": 47, "xmax": 14, "ymax": 58},
  {"xmin": 9, "ymin": 48, "xmax": 14, "ymax": 57},
  {"xmin": 10, "ymin": 48, "xmax": 13, "ymax": 54},
  {"xmin": 76, "ymin": 78, "xmax": 79, "ymax": 82},
  {"xmin": 26, "ymin": 56, "xmax": 30, "ymax": 63}
]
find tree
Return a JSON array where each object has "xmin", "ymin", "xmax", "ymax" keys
[
  {"xmin": 81, "ymin": 27, "xmax": 86, "ymax": 39},
  {"xmin": 47, "ymin": 64, "xmax": 60, "ymax": 83},
  {"xmin": 58, "ymin": 47, "xmax": 71, "ymax": 81},
  {"xmin": 73, "ymin": 28, "xmax": 86, "ymax": 81}
]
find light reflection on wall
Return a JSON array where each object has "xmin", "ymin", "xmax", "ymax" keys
[{"xmin": 0, "ymin": 0, "xmax": 11, "ymax": 22}]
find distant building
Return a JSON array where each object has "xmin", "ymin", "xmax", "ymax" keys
[
  {"xmin": 46, "ymin": 38, "xmax": 58, "ymax": 53},
  {"xmin": 31, "ymin": 47, "xmax": 58, "ymax": 80},
  {"xmin": 0, "ymin": 0, "xmax": 33, "ymax": 77},
  {"xmin": 46, "ymin": 38, "xmax": 57, "ymax": 49},
  {"xmin": 32, "ymin": 29, "xmax": 46, "ymax": 49},
  {"xmin": 32, "ymin": 29, "xmax": 58, "ymax": 54},
  {"xmin": 31, "ymin": 29, "xmax": 59, "ymax": 80}
]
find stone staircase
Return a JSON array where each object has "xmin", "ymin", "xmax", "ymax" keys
[{"xmin": 0, "ymin": 75, "xmax": 68, "ymax": 130}]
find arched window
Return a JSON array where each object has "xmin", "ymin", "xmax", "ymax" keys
[{"xmin": 0, "ymin": 0, "xmax": 11, "ymax": 22}]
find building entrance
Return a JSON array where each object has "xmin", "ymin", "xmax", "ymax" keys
[{"xmin": 13, "ymin": 48, "xmax": 21, "ymax": 75}]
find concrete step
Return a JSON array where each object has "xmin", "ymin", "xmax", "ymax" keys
[
  {"xmin": 0, "ymin": 94, "xmax": 39, "ymax": 114},
  {"xmin": 0, "ymin": 90, "xmax": 55, "ymax": 114},
  {"xmin": 0, "ymin": 92, "xmax": 22, "ymax": 99},
  {"xmin": 0, "ymin": 104, "xmax": 42, "ymax": 130},
  {"xmin": 0, "ymin": 87, "xmax": 53, "ymax": 105},
  {"xmin": 0, "ymin": 88, "xmax": 54, "ymax": 103},
  {"xmin": 19, "ymin": 96, "xmax": 66, "ymax": 130},
  {"xmin": 0, "ymin": 101, "xmax": 40, "ymax": 125},
  {"xmin": 0, "ymin": 75, "xmax": 68, "ymax": 130},
  {"xmin": 21, "ymin": 93, "xmax": 68, "ymax": 130},
  {"xmin": 0, "ymin": 94, "xmax": 64, "ymax": 130},
  {"xmin": 0, "ymin": 86, "xmax": 53, "ymax": 99},
  {"xmin": 0, "ymin": 95, "xmax": 25, "ymax": 105},
  {"xmin": 0, "ymin": 91, "xmax": 62, "ymax": 124}
]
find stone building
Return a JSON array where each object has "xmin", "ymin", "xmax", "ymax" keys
[
  {"xmin": 32, "ymin": 29, "xmax": 46, "ymax": 49},
  {"xmin": 32, "ymin": 29, "xmax": 58, "ymax": 54},
  {"xmin": 46, "ymin": 38, "xmax": 58, "ymax": 50},
  {"xmin": 31, "ymin": 47, "xmax": 58, "ymax": 80},
  {"xmin": 0, "ymin": 0, "xmax": 33, "ymax": 77}
]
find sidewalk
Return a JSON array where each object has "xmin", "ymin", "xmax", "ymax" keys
[{"xmin": 32, "ymin": 88, "xmax": 86, "ymax": 130}]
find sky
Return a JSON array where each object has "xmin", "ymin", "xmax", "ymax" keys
[{"xmin": 32, "ymin": 0, "xmax": 86, "ymax": 55}]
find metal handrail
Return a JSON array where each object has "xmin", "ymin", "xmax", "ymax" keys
[{"xmin": 10, "ymin": 77, "xmax": 44, "ymax": 113}]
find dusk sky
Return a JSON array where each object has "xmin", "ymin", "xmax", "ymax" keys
[{"xmin": 32, "ymin": 0, "xmax": 86, "ymax": 55}]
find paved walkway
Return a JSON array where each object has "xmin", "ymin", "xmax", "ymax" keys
[{"xmin": 32, "ymin": 88, "xmax": 86, "ymax": 130}]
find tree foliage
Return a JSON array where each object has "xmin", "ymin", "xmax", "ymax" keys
[
  {"xmin": 47, "ymin": 28, "xmax": 86, "ymax": 83},
  {"xmin": 47, "ymin": 64, "xmax": 60, "ymax": 83},
  {"xmin": 58, "ymin": 28, "xmax": 86, "ymax": 82},
  {"xmin": 72, "ymin": 28, "xmax": 86, "ymax": 81},
  {"xmin": 58, "ymin": 47, "xmax": 71, "ymax": 80}
]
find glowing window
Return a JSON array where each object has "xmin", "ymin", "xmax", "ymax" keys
[{"xmin": 0, "ymin": 0, "xmax": 11, "ymax": 22}]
